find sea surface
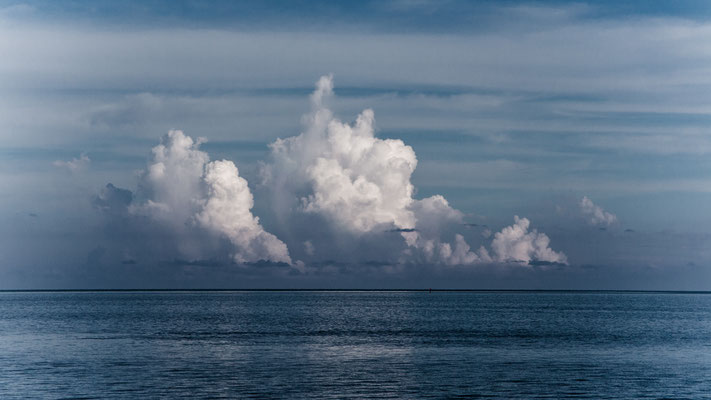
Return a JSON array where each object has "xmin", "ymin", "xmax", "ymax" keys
[{"xmin": 1, "ymin": 291, "xmax": 710, "ymax": 399}]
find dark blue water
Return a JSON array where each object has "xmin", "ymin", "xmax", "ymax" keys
[{"xmin": 1, "ymin": 291, "xmax": 710, "ymax": 399}]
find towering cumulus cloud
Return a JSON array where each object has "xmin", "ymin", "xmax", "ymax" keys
[
  {"xmin": 263, "ymin": 75, "xmax": 566, "ymax": 266},
  {"xmin": 196, "ymin": 160, "xmax": 290, "ymax": 263},
  {"xmin": 266, "ymin": 75, "xmax": 417, "ymax": 233},
  {"xmin": 100, "ymin": 130, "xmax": 291, "ymax": 264}
]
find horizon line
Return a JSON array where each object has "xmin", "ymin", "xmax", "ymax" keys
[{"xmin": 1, "ymin": 289, "xmax": 710, "ymax": 294}]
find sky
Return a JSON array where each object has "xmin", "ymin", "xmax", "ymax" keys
[{"xmin": 2, "ymin": 0, "xmax": 711, "ymax": 289}]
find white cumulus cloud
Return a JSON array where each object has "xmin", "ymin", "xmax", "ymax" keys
[
  {"xmin": 96, "ymin": 76, "xmax": 567, "ymax": 269},
  {"xmin": 262, "ymin": 75, "xmax": 515, "ymax": 266},
  {"xmin": 131, "ymin": 130, "xmax": 291, "ymax": 264},
  {"xmin": 580, "ymin": 196, "xmax": 617, "ymax": 226},
  {"xmin": 196, "ymin": 160, "xmax": 291, "ymax": 264},
  {"xmin": 266, "ymin": 75, "xmax": 418, "ymax": 234},
  {"xmin": 491, "ymin": 216, "xmax": 567, "ymax": 264},
  {"xmin": 53, "ymin": 153, "xmax": 90, "ymax": 173}
]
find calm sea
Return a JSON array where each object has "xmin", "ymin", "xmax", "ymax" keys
[{"xmin": 0, "ymin": 291, "xmax": 710, "ymax": 399}]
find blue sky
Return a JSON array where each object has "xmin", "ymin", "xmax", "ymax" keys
[
  {"xmin": 2, "ymin": 0, "xmax": 711, "ymax": 289},
  {"xmin": 8, "ymin": 0, "xmax": 711, "ymax": 29}
]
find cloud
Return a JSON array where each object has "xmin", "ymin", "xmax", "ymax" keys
[
  {"xmin": 92, "ymin": 183, "xmax": 133, "ymax": 217},
  {"xmin": 85, "ymin": 76, "xmax": 566, "ymax": 270},
  {"xmin": 261, "ymin": 75, "xmax": 567, "ymax": 267},
  {"xmin": 53, "ymin": 153, "xmax": 90, "ymax": 173},
  {"xmin": 196, "ymin": 159, "xmax": 291, "ymax": 264},
  {"xmin": 303, "ymin": 240, "xmax": 315, "ymax": 256},
  {"xmin": 580, "ymin": 196, "xmax": 617, "ymax": 226},
  {"xmin": 262, "ymin": 75, "xmax": 488, "ymax": 265},
  {"xmin": 491, "ymin": 216, "xmax": 567, "ymax": 265},
  {"xmin": 527, "ymin": 260, "xmax": 566, "ymax": 267},
  {"xmin": 405, "ymin": 194, "xmax": 491, "ymax": 266},
  {"xmin": 266, "ymin": 74, "xmax": 418, "ymax": 234},
  {"xmin": 98, "ymin": 130, "xmax": 291, "ymax": 264},
  {"xmin": 421, "ymin": 233, "xmax": 490, "ymax": 266}
]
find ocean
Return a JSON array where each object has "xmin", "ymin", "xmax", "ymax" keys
[{"xmin": 0, "ymin": 291, "xmax": 710, "ymax": 399}]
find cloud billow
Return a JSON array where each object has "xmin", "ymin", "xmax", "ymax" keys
[
  {"xmin": 265, "ymin": 75, "xmax": 418, "ymax": 234},
  {"xmin": 92, "ymin": 75, "xmax": 566, "ymax": 269},
  {"xmin": 53, "ymin": 153, "xmax": 90, "ymax": 173},
  {"xmin": 262, "ymin": 75, "xmax": 567, "ymax": 266},
  {"xmin": 491, "ymin": 216, "xmax": 567, "ymax": 265},
  {"xmin": 580, "ymin": 196, "xmax": 617, "ymax": 227},
  {"xmin": 93, "ymin": 183, "xmax": 132, "ymax": 217},
  {"xmin": 97, "ymin": 130, "xmax": 291, "ymax": 265},
  {"xmin": 196, "ymin": 159, "xmax": 291, "ymax": 264}
]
